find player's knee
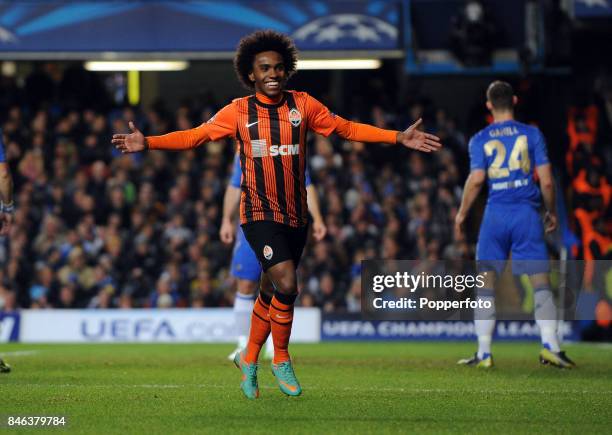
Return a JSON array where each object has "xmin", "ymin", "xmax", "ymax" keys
[
  {"xmin": 273, "ymin": 273, "xmax": 297, "ymax": 295},
  {"xmin": 265, "ymin": 261, "xmax": 298, "ymax": 295},
  {"xmin": 260, "ymin": 278, "xmax": 274, "ymax": 295}
]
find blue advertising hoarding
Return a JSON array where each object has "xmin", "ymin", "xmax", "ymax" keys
[
  {"xmin": 0, "ymin": 311, "xmax": 19, "ymax": 342},
  {"xmin": 0, "ymin": 1, "xmax": 402, "ymax": 56},
  {"xmin": 322, "ymin": 314, "xmax": 581, "ymax": 341},
  {"xmin": 574, "ymin": 0, "xmax": 612, "ymax": 18}
]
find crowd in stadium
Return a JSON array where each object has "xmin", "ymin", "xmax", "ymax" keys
[
  {"xmin": 0, "ymin": 65, "xmax": 610, "ymax": 312},
  {"xmin": 565, "ymin": 82, "xmax": 612, "ymax": 264}
]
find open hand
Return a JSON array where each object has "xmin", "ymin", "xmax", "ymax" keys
[
  {"xmin": 112, "ymin": 121, "xmax": 147, "ymax": 153},
  {"xmin": 397, "ymin": 118, "xmax": 442, "ymax": 153}
]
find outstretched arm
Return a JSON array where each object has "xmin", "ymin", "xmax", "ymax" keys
[
  {"xmin": 306, "ymin": 94, "xmax": 442, "ymax": 152},
  {"xmin": 335, "ymin": 117, "xmax": 441, "ymax": 152},
  {"xmin": 455, "ymin": 169, "xmax": 485, "ymax": 236},
  {"xmin": 112, "ymin": 103, "xmax": 237, "ymax": 153}
]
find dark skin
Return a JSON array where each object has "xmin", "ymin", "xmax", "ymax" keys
[
  {"xmin": 265, "ymin": 259, "xmax": 298, "ymax": 296},
  {"xmin": 248, "ymin": 51, "xmax": 287, "ymax": 102}
]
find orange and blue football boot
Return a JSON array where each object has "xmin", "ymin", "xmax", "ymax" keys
[
  {"xmin": 233, "ymin": 351, "xmax": 259, "ymax": 399},
  {"xmin": 271, "ymin": 360, "xmax": 302, "ymax": 396}
]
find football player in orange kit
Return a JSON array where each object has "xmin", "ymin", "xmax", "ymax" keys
[{"xmin": 113, "ymin": 30, "xmax": 442, "ymax": 399}]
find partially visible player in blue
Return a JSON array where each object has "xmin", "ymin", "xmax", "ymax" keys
[
  {"xmin": 455, "ymin": 81, "xmax": 575, "ymax": 369},
  {"xmin": 0, "ymin": 129, "xmax": 15, "ymax": 373},
  {"xmin": 220, "ymin": 152, "xmax": 326, "ymax": 360}
]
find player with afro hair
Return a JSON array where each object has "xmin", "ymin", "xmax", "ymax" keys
[
  {"xmin": 113, "ymin": 29, "xmax": 442, "ymax": 400},
  {"xmin": 234, "ymin": 30, "xmax": 298, "ymax": 90}
]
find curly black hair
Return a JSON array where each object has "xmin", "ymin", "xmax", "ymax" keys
[{"xmin": 234, "ymin": 30, "xmax": 298, "ymax": 90}]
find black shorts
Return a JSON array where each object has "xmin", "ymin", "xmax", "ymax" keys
[{"xmin": 241, "ymin": 220, "xmax": 309, "ymax": 272}]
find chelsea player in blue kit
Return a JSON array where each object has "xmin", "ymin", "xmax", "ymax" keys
[
  {"xmin": 220, "ymin": 153, "xmax": 326, "ymax": 360},
  {"xmin": 455, "ymin": 81, "xmax": 575, "ymax": 369},
  {"xmin": 0, "ymin": 129, "xmax": 15, "ymax": 373}
]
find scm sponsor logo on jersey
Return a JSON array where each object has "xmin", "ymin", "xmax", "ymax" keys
[
  {"xmin": 269, "ymin": 144, "xmax": 299, "ymax": 156},
  {"xmin": 252, "ymin": 139, "xmax": 299, "ymax": 157}
]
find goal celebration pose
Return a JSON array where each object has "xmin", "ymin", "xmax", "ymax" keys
[{"xmin": 113, "ymin": 30, "xmax": 442, "ymax": 398}]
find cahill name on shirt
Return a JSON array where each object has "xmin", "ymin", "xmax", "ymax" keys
[{"xmin": 488, "ymin": 126, "xmax": 519, "ymax": 138}]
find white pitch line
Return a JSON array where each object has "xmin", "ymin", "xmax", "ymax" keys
[
  {"xmin": 12, "ymin": 384, "xmax": 612, "ymax": 394},
  {"xmin": 1, "ymin": 350, "xmax": 40, "ymax": 357}
]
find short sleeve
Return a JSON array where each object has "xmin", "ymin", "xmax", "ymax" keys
[
  {"xmin": 468, "ymin": 135, "xmax": 485, "ymax": 171},
  {"xmin": 533, "ymin": 129, "xmax": 550, "ymax": 167},
  {"xmin": 230, "ymin": 153, "xmax": 241, "ymax": 188},
  {"xmin": 305, "ymin": 165, "xmax": 312, "ymax": 187}
]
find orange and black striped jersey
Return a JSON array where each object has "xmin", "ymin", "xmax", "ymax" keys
[{"xmin": 147, "ymin": 90, "xmax": 399, "ymax": 227}]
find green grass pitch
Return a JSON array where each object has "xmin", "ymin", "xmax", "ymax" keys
[{"xmin": 1, "ymin": 342, "xmax": 611, "ymax": 434}]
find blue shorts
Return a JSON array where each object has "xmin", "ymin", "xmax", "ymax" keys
[
  {"xmin": 476, "ymin": 203, "xmax": 550, "ymax": 275},
  {"xmin": 230, "ymin": 226, "xmax": 262, "ymax": 282}
]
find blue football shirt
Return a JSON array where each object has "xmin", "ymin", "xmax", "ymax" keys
[{"xmin": 469, "ymin": 120, "xmax": 549, "ymax": 206}]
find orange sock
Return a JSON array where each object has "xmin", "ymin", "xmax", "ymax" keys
[
  {"xmin": 244, "ymin": 295, "xmax": 271, "ymax": 364},
  {"xmin": 269, "ymin": 294, "xmax": 295, "ymax": 364}
]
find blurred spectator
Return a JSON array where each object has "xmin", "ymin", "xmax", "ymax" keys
[
  {"xmin": 57, "ymin": 247, "xmax": 95, "ymax": 294},
  {"xmin": 190, "ymin": 269, "xmax": 223, "ymax": 307},
  {"xmin": 346, "ymin": 277, "xmax": 361, "ymax": 313},
  {"xmin": 0, "ymin": 285, "xmax": 17, "ymax": 312},
  {"xmin": 150, "ymin": 272, "xmax": 180, "ymax": 308},
  {"xmin": 56, "ymin": 282, "xmax": 78, "ymax": 309}
]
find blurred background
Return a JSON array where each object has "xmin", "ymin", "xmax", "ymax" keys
[{"xmin": 0, "ymin": 0, "xmax": 609, "ymax": 343}]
